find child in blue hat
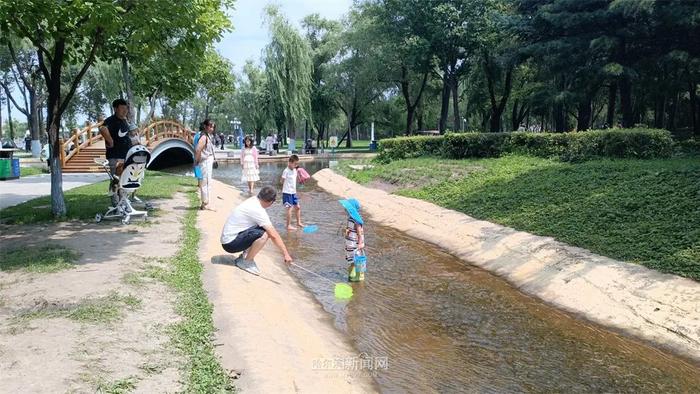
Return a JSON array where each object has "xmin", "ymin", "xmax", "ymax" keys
[{"xmin": 339, "ymin": 198, "xmax": 366, "ymax": 281}]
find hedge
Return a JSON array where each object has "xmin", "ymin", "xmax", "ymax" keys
[{"xmin": 377, "ymin": 128, "xmax": 675, "ymax": 162}]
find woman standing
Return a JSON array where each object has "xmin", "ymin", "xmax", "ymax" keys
[
  {"xmin": 240, "ymin": 135, "xmax": 260, "ymax": 194},
  {"xmin": 195, "ymin": 119, "xmax": 216, "ymax": 210}
]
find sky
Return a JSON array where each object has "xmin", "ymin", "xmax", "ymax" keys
[
  {"xmin": 5, "ymin": 0, "xmax": 353, "ymax": 128},
  {"xmin": 217, "ymin": 0, "xmax": 352, "ymax": 74}
]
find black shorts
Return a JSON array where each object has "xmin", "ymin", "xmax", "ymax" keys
[{"xmin": 222, "ymin": 226, "xmax": 266, "ymax": 253}]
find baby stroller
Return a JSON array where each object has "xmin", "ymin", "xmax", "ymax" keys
[{"xmin": 94, "ymin": 145, "xmax": 152, "ymax": 225}]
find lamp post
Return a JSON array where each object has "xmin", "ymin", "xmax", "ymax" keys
[{"xmin": 462, "ymin": 117, "xmax": 467, "ymax": 132}]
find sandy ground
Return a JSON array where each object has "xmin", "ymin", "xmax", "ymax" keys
[
  {"xmin": 198, "ymin": 180, "xmax": 378, "ymax": 393},
  {"xmin": 0, "ymin": 194, "xmax": 188, "ymax": 393},
  {"xmin": 314, "ymin": 169, "xmax": 700, "ymax": 364}
]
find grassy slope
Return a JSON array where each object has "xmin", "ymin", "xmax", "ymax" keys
[{"xmin": 339, "ymin": 155, "xmax": 700, "ymax": 280}]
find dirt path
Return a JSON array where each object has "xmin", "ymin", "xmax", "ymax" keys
[
  {"xmin": 314, "ymin": 169, "xmax": 700, "ymax": 364},
  {"xmin": 0, "ymin": 194, "xmax": 189, "ymax": 393},
  {"xmin": 198, "ymin": 180, "xmax": 378, "ymax": 393}
]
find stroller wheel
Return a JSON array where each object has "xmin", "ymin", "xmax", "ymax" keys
[
  {"xmin": 121, "ymin": 216, "xmax": 130, "ymax": 225},
  {"xmin": 95, "ymin": 213, "xmax": 103, "ymax": 223}
]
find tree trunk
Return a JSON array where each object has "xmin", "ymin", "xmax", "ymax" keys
[
  {"xmin": 577, "ymin": 96, "xmax": 592, "ymax": 131},
  {"xmin": 0, "ymin": 91, "xmax": 3, "ymax": 140},
  {"xmin": 121, "ymin": 55, "xmax": 135, "ymax": 124},
  {"xmin": 668, "ymin": 92, "xmax": 678, "ymax": 131},
  {"xmin": 512, "ymin": 99, "xmax": 520, "ymax": 131},
  {"xmin": 452, "ymin": 77, "xmax": 460, "ymax": 131},
  {"xmin": 146, "ymin": 90, "xmax": 159, "ymax": 121},
  {"xmin": 484, "ymin": 56, "xmax": 513, "ymax": 133},
  {"xmin": 39, "ymin": 99, "xmax": 45, "ymax": 133},
  {"xmin": 512, "ymin": 100, "xmax": 529, "ymax": 131},
  {"xmin": 287, "ymin": 117, "xmax": 296, "ymax": 152},
  {"xmin": 46, "ymin": 82, "xmax": 66, "ymax": 217},
  {"xmin": 438, "ymin": 63, "xmax": 450, "ymax": 134},
  {"xmin": 316, "ymin": 122, "xmax": 325, "ymax": 150},
  {"xmin": 606, "ymin": 82, "xmax": 617, "ymax": 128},
  {"xmin": 136, "ymin": 103, "xmax": 141, "ymax": 125},
  {"xmin": 417, "ymin": 109, "xmax": 424, "ymax": 131},
  {"xmin": 399, "ymin": 66, "xmax": 429, "ymax": 135},
  {"xmin": 689, "ymin": 81, "xmax": 698, "ymax": 137},
  {"xmin": 654, "ymin": 95, "xmax": 666, "ymax": 128},
  {"xmin": 619, "ymin": 76, "xmax": 633, "ymax": 127},
  {"xmin": 29, "ymin": 87, "xmax": 41, "ymax": 156},
  {"xmin": 345, "ymin": 111, "xmax": 353, "ymax": 148},
  {"xmin": 553, "ymin": 103, "xmax": 566, "ymax": 132},
  {"xmin": 6, "ymin": 92, "xmax": 14, "ymax": 140}
]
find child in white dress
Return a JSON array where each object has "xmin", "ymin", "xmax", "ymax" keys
[{"xmin": 240, "ymin": 136, "xmax": 260, "ymax": 194}]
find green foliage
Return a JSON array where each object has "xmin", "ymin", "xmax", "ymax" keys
[
  {"xmin": 1, "ymin": 244, "xmax": 79, "ymax": 273},
  {"xmin": 376, "ymin": 136, "xmax": 445, "ymax": 162},
  {"xmin": 341, "ymin": 155, "xmax": 700, "ymax": 280},
  {"xmin": 235, "ymin": 60, "xmax": 271, "ymax": 137},
  {"xmin": 264, "ymin": 5, "xmax": 314, "ymax": 138},
  {"xmin": 377, "ymin": 129, "xmax": 674, "ymax": 162}
]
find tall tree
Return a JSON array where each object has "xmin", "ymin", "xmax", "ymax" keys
[
  {"xmin": 359, "ymin": 0, "xmax": 434, "ymax": 135},
  {"xmin": 0, "ymin": 37, "xmax": 43, "ymax": 156},
  {"xmin": 235, "ymin": 60, "xmax": 271, "ymax": 143},
  {"xmin": 264, "ymin": 5, "xmax": 313, "ymax": 152},
  {"xmin": 0, "ymin": 0, "xmax": 233, "ymax": 217},
  {"xmin": 303, "ymin": 14, "xmax": 341, "ymax": 147},
  {"xmin": 328, "ymin": 10, "xmax": 387, "ymax": 147}
]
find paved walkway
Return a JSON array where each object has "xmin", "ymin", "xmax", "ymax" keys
[{"xmin": 0, "ymin": 173, "xmax": 108, "ymax": 210}]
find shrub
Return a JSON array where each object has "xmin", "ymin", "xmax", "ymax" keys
[
  {"xmin": 442, "ymin": 132, "xmax": 509, "ymax": 159},
  {"xmin": 376, "ymin": 135, "xmax": 444, "ymax": 162},
  {"xmin": 375, "ymin": 128, "xmax": 674, "ymax": 163}
]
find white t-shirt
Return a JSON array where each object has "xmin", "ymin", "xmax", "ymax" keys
[
  {"xmin": 220, "ymin": 196, "xmax": 273, "ymax": 244},
  {"xmin": 281, "ymin": 167, "xmax": 297, "ymax": 194}
]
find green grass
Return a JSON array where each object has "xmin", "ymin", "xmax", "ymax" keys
[
  {"xmin": 14, "ymin": 292, "xmax": 142, "ymax": 325},
  {"xmin": 1, "ymin": 245, "xmax": 80, "ymax": 273},
  {"xmin": 0, "ymin": 171, "xmax": 195, "ymax": 224},
  {"xmin": 20, "ymin": 166, "xmax": 45, "ymax": 176},
  {"xmin": 96, "ymin": 376, "xmax": 138, "ymax": 394},
  {"xmin": 154, "ymin": 191, "xmax": 234, "ymax": 392},
  {"xmin": 339, "ymin": 155, "xmax": 700, "ymax": 280}
]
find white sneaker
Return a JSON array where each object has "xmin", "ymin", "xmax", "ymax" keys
[{"xmin": 235, "ymin": 259, "xmax": 260, "ymax": 275}]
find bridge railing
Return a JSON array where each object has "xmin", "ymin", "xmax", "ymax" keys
[
  {"xmin": 61, "ymin": 119, "xmax": 192, "ymax": 168},
  {"xmin": 142, "ymin": 120, "xmax": 193, "ymax": 146},
  {"xmin": 60, "ymin": 120, "xmax": 105, "ymax": 167}
]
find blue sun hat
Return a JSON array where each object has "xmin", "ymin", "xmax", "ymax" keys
[{"xmin": 339, "ymin": 198, "xmax": 363, "ymax": 225}]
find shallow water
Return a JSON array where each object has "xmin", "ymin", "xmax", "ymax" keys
[{"xmin": 207, "ymin": 160, "xmax": 700, "ymax": 392}]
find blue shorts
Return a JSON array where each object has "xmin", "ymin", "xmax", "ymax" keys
[{"xmin": 283, "ymin": 193, "xmax": 299, "ymax": 208}]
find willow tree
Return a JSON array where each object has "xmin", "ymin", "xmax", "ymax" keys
[{"xmin": 264, "ymin": 5, "xmax": 313, "ymax": 152}]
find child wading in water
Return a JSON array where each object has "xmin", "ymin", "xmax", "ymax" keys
[
  {"xmin": 281, "ymin": 154, "xmax": 304, "ymax": 230},
  {"xmin": 340, "ymin": 198, "xmax": 366, "ymax": 282}
]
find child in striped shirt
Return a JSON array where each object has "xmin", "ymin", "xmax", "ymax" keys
[{"xmin": 339, "ymin": 198, "xmax": 366, "ymax": 282}]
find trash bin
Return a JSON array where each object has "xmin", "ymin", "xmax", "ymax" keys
[
  {"xmin": 0, "ymin": 158, "xmax": 20, "ymax": 180},
  {"xmin": 369, "ymin": 140, "xmax": 378, "ymax": 151}
]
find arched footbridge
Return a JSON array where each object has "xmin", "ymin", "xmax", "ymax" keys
[{"xmin": 60, "ymin": 120, "xmax": 195, "ymax": 173}]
